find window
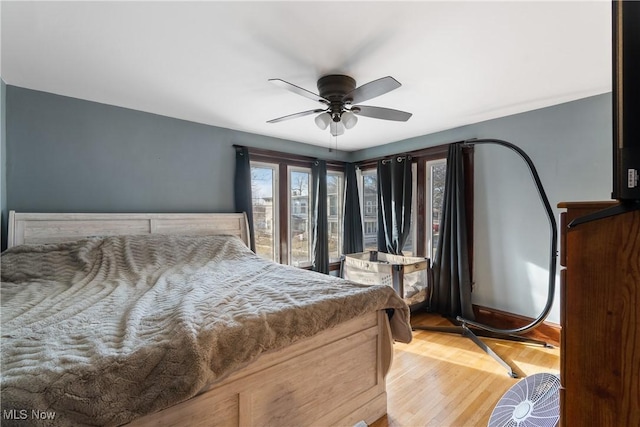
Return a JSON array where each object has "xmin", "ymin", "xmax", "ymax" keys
[
  {"xmin": 250, "ymin": 162, "xmax": 279, "ymax": 262},
  {"xmin": 249, "ymin": 151, "xmax": 345, "ymax": 271},
  {"xmin": 426, "ymin": 159, "xmax": 447, "ymax": 259},
  {"xmin": 401, "ymin": 162, "xmax": 418, "ymax": 256},
  {"xmin": 289, "ymin": 168, "xmax": 312, "ymax": 267},
  {"xmin": 355, "ymin": 146, "xmax": 456, "ymax": 260},
  {"xmin": 365, "ymin": 221, "xmax": 376, "ymax": 235},
  {"xmin": 360, "ymin": 169, "xmax": 378, "ymax": 252},
  {"xmin": 359, "ymin": 166, "xmax": 417, "ymax": 255},
  {"xmin": 365, "ymin": 200, "xmax": 374, "ymax": 215},
  {"xmin": 248, "ymin": 146, "xmax": 458, "ymax": 270},
  {"xmin": 327, "ymin": 172, "xmax": 344, "ymax": 263}
]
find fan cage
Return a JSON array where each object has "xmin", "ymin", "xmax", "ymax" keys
[{"xmin": 488, "ymin": 372, "xmax": 561, "ymax": 427}]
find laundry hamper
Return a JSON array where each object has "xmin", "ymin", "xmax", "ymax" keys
[{"xmin": 342, "ymin": 251, "xmax": 431, "ymax": 309}]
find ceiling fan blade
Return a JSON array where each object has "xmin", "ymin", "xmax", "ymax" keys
[
  {"xmin": 352, "ymin": 105, "xmax": 412, "ymax": 122},
  {"xmin": 267, "ymin": 109, "xmax": 327, "ymax": 124},
  {"xmin": 269, "ymin": 79, "xmax": 329, "ymax": 104},
  {"xmin": 344, "ymin": 76, "xmax": 401, "ymax": 104}
]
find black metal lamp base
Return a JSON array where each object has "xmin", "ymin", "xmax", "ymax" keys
[{"xmin": 413, "ymin": 317, "xmax": 553, "ymax": 378}]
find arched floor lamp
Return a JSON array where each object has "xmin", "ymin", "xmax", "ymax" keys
[{"xmin": 413, "ymin": 138, "xmax": 558, "ymax": 378}]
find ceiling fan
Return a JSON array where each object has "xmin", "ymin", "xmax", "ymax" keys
[{"xmin": 267, "ymin": 74, "xmax": 412, "ymax": 136}]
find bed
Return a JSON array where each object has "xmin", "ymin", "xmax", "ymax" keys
[{"xmin": 1, "ymin": 211, "xmax": 412, "ymax": 427}]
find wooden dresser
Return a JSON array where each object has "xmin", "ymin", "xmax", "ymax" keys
[{"xmin": 558, "ymin": 201, "xmax": 640, "ymax": 426}]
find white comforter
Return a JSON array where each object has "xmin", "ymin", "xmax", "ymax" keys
[{"xmin": 1, "ymin": 234, "xmax": 411, "ymax": 426}]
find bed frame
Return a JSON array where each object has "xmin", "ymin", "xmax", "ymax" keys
[
  {"xmin": 6, "ymin": 211, "xmax": 395, "ymax": 427},
  {"xmin": 6, "ymin": 211, "xmax": 251, "ymax": 248}
]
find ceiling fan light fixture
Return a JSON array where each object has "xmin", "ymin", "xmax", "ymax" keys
[
  {"xmin": 330, "ymin": 121, "xmax": 345, "ymax": 136},
  {"xmin": 314, "ymin": 112, "xmax": 331, "ymax": 130},
  {"xmin": 341, "ymin": 111, "xmax": 358, "ymax": 129},
  {"xmin": 268, "ymin": 74, "xmax": 411, "ymax": 134}
]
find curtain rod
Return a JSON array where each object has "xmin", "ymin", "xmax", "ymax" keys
[
  {"xmin": 233, "ymin": 144, "xmax": 345, "ymax": 169},
  {"xmin": 355, "ymin": 141, "xmax": 468, "ymax": 169}
]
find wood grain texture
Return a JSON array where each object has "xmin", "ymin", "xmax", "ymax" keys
[
  {"xmin": 128, "ymin": 312, "xmax": 392, "ymax": 427},
  {"xmin": 560, "ymin": 202, "xmax": 640, "ymax": 427},
  {"xmin": 371, "ymin": 312, "xmax": 560, "ymax": 427},
  {"xmin": 7, "ymin": 211, "xmax": 250, "ymax": 248}
]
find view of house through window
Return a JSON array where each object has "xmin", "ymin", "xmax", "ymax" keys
[
  {"xmin": 250, "ymin": 163, "xmax": 278, "ymax": 262},
  {"xmin": 427, "ymin": 159, "xmax": 447, "ymax": 259},
  {"xmin": 361, "ymin": 170, "xmax": 378, "ymax": 252},
  {"xmin": 327, "ymin": 172, "xmax": 344, "ymax": 262},
  {"xmin": 289, "ymin": 168, "xmax": 312, "ymax": 267},
  {"xmin": 359, "ymin": 167, "xmax": 417, "ymax": 256},
  {"xmin": 250, "ymin": 158, "xmax": 344, "ymax": 269},
  {"xmin": 399, "ymin": 162, "xmax": 418, "ymax": 256},
  {"xmin": 250, "ymin": 152, "xmax": 447, "ymax": 268},
  {"xmin": 358, "ymin": 156, "xmax": 446, "ymax": 259}
]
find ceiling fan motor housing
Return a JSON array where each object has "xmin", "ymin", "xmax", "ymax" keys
[
  {"xmin": 267, "ymin": 74, "xmax": 410, "ymax": 126},
  {"xmin": 317, "ymin": 75, "xmax": 356, "ymax": 121}
]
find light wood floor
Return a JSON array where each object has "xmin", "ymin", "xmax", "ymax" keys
[{"xmin": 370, "ymin": 312, "xmax": 560, "ymax": 427}]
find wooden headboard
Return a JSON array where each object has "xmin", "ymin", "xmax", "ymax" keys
[{"xmin": 6, "ymin": 211, "xmax": 250, "ymax": 249}]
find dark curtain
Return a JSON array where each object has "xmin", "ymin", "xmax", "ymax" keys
[
  {"xmin": 311, "ymin": 160, "xmax": 329, "ymax": 274},
  {"xmin": 377, "ymin": 156, "xmax": 412, "ymax": 255},
  {"xmin": 430, "ymin": 143, "xmax": 474, "ymax": 320},
  {"xmin": 234, "ymin": 147, "xmax": 256, "ymax": 252},
  {"xmin": 342, "ymin": 163, "xmax": 363, "ymax": 255}
]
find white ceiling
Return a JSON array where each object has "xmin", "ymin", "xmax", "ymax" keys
[{"xmin": 1, "ymin": 1, "xmax": 611, "ymax": 152}]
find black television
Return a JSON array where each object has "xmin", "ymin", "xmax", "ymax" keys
[
  {"xmin": 612, "ymin": 0, "xmax": 640, "ymax": 202},
  {"xmin": 571, "ymin": 0, "xmax": 640, "ymax": 226}
]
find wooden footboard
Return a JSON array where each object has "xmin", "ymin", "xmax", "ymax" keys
[{"xmin": 127, "ymin": 311, "xmax": 393, "ymax": 427}]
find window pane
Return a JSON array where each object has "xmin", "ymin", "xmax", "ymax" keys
[
  {"xmin": 362, "ymin": 171, "xmax": 378, "ymax": 252},
  {"xmin": 290, "ymin": 169, "xmax": 311, "ymax": 267},
  {"xmin": 327, "ymin": 172, "xmax": 344, "ymax": 262},
  {"xmin": 251, "ymin": 164, "xmax": 277, "ymax": 262},
  {"xmin": 402, "ymin": 162, "xmax": 418, "ymax": 257},
  {"xmin": 429, "ymin": 161, "xmax": 447, "ymax": 258}
]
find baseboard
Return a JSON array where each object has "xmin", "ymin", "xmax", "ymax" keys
[{"xmin": 472, "ymin": 304, "xmax": 561, "ymax": 347}]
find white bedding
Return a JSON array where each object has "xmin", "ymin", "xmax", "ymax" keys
[{"xmin": 1, "ymin": 234, "xmax": 411, "ymax": 426}]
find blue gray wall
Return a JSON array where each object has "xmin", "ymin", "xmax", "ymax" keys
[
  {"xmin": 351, "ymin": 93, "xmax": 612, "ymax": 324},
  {"xmin": 4, "ymin": 86, "xmax": 612, "ymax": 324},
  {"xmin": 5, "ymin": 86, "xmax": 348, "ymax": 217},
  {"xmin": 1, "ymin": 80, "xmax": 6, "ymax": 251}
]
